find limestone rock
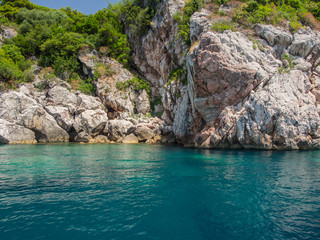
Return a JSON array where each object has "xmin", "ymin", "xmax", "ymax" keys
[
  {"xmin": 190, "ymin": 8, "xmax": 212, "ymax": 42},
  {"xmin": 46, "ymin": 86, "xmax": 78, "ymax": 112},
  {"xmin": 134, "ymin": 125, "xmax": 155, "ymax": 142},
  {"xmin": 188, "ymin": 31, "xmax": 279, "ymax": 124},
  {"xmin": 93, "ymin": 135, "xmax": 109, "ymax": 143},
  {"xmin": 0, "ymin": 119, "xmax": 37, "ymax": 144},
  {"xmin": 135, "ymin": 89, "xmax": 150, "ymax": 114},
  {"xmin": 0, "ymin": 27, "xmax": 17, "ymax": 45},
  {"xmin": 130, "ymin": 0, "xmax": 187, "ymax": 95},
  {"xmin": 289, "ymin": 27, "xmax": 320, "ymax": 57},
  {"xmin": 74, "ymin": 109, "xmax": 108, "ymax": 136},
  {"xmin": 122, "ymin": 134, "xmax": 139, "ymax": 144},
  {"xmin": 44, "ymin": 106, "xmax": 74, "ymax": 132},
  {"xmin": 0, "ymin": 91, "xmax": 38, "ymax": 123},
  {"xmin": 74, "ymin": 131, "xmax": 93, "ymax": 143},
  {"xmin": 107, "ymin": 119, "xmax": 133, "ymax": 141},
  {"xmin": 254, "ymin": 24, "xmax": 293, "ymax": 47},
  {"xmin": 76, "ymin": 93, "xmax": 104, "ymax": 114},
  {"xmin": 20, "ymin": 107, "xmax": 69, "ymax": 142}
]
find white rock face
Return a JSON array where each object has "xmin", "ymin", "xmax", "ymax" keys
[
  {"xmin": 190, "ymin": 8, "xmax": 212, "ymax": 42},
  {"xmin": 0, "ymin": 27, "xmax": 17, "ymax": 46},
  {"xmin": 135, "ymin": 90, "xmax": 150, "ymax": 114},
  {"xmin": 234, "ymin": 71, "xmax": 320, "ymax": 149},
  {"xmin": 20, "ymin": 107, "xmax": 69, "ymax": 142},
  {"xmin": 78, "ymin": 50, "xmax": 150, "ymax": 117},
  {"xmin": 0, "ymin": 91, "xmax": 38, "ymax": 123},
  {"xmin": 44, "ymin": 106, "xmax": 74, "ymax": 132},
  {"xmin": 183, "ymin": 29, "xmax": 320, "ymax": 149},
  {"xmin": 47, "ymin": 86, "xmax": 78, "ymax": 113},
  {"xmin": 107, "ymin": 119, "xmax": 134, "ymax": 141},
  {"xmin": 0, "ymin": 119, "xmax": 36, "ymax": 144},
  {"xmin": 289, "ymin": 28, "xmax": 320, "ymax": 57},
  {"xmin": 254, "ymin": 24, "xmax": 293, "ymax": 47},
  {"xmin": 74, "ymin": 109, "xmax": 108, "ymax": 136}
]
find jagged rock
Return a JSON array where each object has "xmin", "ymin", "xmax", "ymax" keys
[
  {"xmin": 0, "ymin": 119, "xmax": 37, "ymax": 144},
  {"xmin": 289, "ymin": 27, "xmax": 320, "ymax": 57},
  {"xmin": 190, "ymin": 8, "xmax": 212, "ymax": 42},
  {"xmin": 74, "ymin": 131, "xmax": 93, "ymax": 143},
  {"xmin": 47, "ymin": 86, "xmax": 78, "ymax": 112},
  {"xmin": 134, "ymin": 125, "xmax": 154, "ymax": 141},
  {"xmin": 0, "ymin": 91, "xmax": 38, "ymax": 123},
  {"xmin": 131, "ymin": 0, "xmax": 187, "ymax": 95},
  {"xmin": 107, "ymin": 119, "xmax": 133, "ymax": 141},
  {"xmin": 76, "ymin": 93, "xmax": 104, "ymax": 114},
  {"xmin": 235, "ymin": 70, "xmax": 320, "ymax": 149},
  {"xmin": 135, "ymin": 89, "xmax": 150, "ymax": 114},
  {"xmin": 254, "ymin": 24, "xmax": 293, "ymax": 47},
  {"xmin": 20, "ymin": 107, "xmax": 69, "ymax": 142},
  {"xmin": 44, "ymin": 106, "xmax": 74, "ymax": 132},
  {"xmin": 173, "ymin": 87, "xmax": 192, "ymax": 141},
  {"xmin": 78, "ymin": 50, "xmax": 148, "ymax": 117},
  {"xmin": 188, "ymin": 31, "xmax": 279, "ymax": 124},
  {"xmin": 122, "ymin": 134, "xmax": 139, "ymax": 144},
  {"xmin": 74, "ymin": 109, "xmax": 108, "ymax": 136},
  {"xmin": 104, "ymin": 92, "xmax": 134, "ymax": 117},
  {"xmin": 293, "ymin": 58, "xmax": 312, "ymax": 73},
  {"xmin": 197, "ymin": 70, "xmax": 320, "ymax": 150}
]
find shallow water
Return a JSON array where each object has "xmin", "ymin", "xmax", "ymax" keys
[{"xmin": 0, "ymin": 144, "xmax": 320, "ymax": 240}]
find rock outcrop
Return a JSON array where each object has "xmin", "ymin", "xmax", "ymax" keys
[
  {"xmin": 0, "ymin": 119, "xmax": 36, "ymax": 144},
  {"xmin": 0, "ymin": 0, "xmax": 319, "ymax": 150},
  {"xmin": 128, "ymin": 0, "xmax": 320, "ymax": 150},
  {"xmin": 0, "ymin": 73, "xmax": 168, "ymax": 144}
]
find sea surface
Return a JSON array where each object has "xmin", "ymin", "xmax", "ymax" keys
[{"xmin": 0, "ymin": 144, "xmax": 320, "ymax": 240}]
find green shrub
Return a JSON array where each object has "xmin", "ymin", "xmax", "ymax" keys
[
  {"xmin": 167, "ymin": 68, "xmax": 187, "ymax": 86},
  {"xmin": 78, "ymin": 78, "xmax": 96, "ymax": 95},
  {"xmin": 174, "ymin": 0, "xmax": 203, "ymax": 45},
  {"xmin": 116, "ymin": 76, "xmax": 150, "ymax": 94},
  {"xmin": 212, "ymin": 22, "xmax": 235, "ymax": 32},
  {"xmin": 94, "ymin": 63, "xmax": 115, "ymax": 79}
]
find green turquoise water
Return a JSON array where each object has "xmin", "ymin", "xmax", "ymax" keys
[{"xmin": 0, "ymin": 144, "xmax": 320, "ymax": 239}]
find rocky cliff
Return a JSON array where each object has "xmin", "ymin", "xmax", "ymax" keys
[
  {"xmin": 1, "ymin": 0, "xmax": 320, "ymax": 150},
  {"xmin": 129, "ymin": 0, "xmax": 320, "ymax": 150}
]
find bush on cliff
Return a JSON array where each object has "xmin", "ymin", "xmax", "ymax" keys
[{"xmin": 174, "ymin": 0, "xmax": 204, "ymax": 45}]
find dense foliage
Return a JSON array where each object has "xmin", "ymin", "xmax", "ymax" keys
[
  {"xmin": 175, "ymin": 0, "xmax": 320, "ymax": 45},
  {"xmin": 0, "ymin": 0, "xmax": 319, "ymax": 92},
  {"xmin": 231, "ymin": 0, "xmax": 320, "ymax": 31},
  {"xmin": 0, "ymin": 0, "xmax": 159, "ymax": 91},
  {"xmin": 174, "ymin": 0, "xmax": 204, "ymax": 45}
]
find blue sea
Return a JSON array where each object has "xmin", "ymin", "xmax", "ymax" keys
[{"xmin": 0, "ymin": 144, "xmax": 320, "ymax": 240}]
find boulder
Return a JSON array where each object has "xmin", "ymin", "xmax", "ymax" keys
[
  {"xmin": 44, "ymin": 106, "xmax": 74, "ymax": 132},
  {"xmin": 77, "ymin": 93, "xmax": 103, "ymax": 113},
  {"xmin": 0, "ymin": 91, "xmax": 38, "ymax": 123},
  {"xmin": 289, "ymin": 27, "xmax": 320, "ymax": 57},
  {"xmin": 74, "ymin": 131, "xmax": 93, "ymax": 143},
  {"xmin": 135, "ymin": 89, "xmax": 150, "ymax": 114},
  {"xmin": 46, "ymin": 86, "xmax": 78, "ymax": 112},
  {"xmin": 20, "ymin": 107, "xmax": 69, "ymax": 142},
  {"xmin": 134, "ymin": 125, "xmax": 155, "ymax": 142},
  {"xmin": 0, "ymin": 119, "xmax": 37, "ymax": 144},
  {"xmin": 254, "ymin": 24, "xmax": 293, "ymax": 47},
  {"xmin": 74, "ymin": 109, "xmax": 108, "ymax": 136},
  {"xmin": 107, "ymin": 120, "xmax": 133, "ymax": 141},
  {"xmin": 122, "ymin": 134, "xmax": 139, "ymax": 144}
]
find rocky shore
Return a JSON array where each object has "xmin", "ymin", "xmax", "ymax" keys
[{"xmin": 1, "ymin": 0, "xmax": 320, "ymax": 150}]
